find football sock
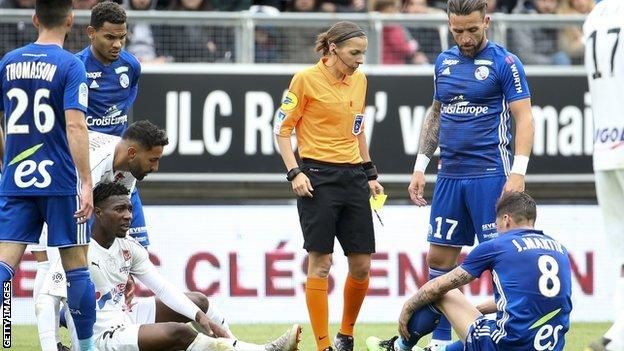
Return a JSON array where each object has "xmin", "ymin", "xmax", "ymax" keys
[
  {"xmin": 306, "ymin": 276, "xmax": 331, "ymax": 351},
  {"xmin": 33, "ymin": 260, "xmax": 50, "ymax": 299},
  {"xmin": 429, "ymin": 267, "xmax": 453, "ymax": 342},
  {"xmin": 340, "ymin": 274, "xmax": 369, "ymax": 336},
  {"xmin": 35, "ymin": 293, "xmax": 62, "ymax": 351},
  {"xmin": 604, "ymin": 268, "xmax": 624, "ymax": 349},
  {"xmin": 0, "ymin": 260, "xmax": 15, "ymax": 283},
  {"xmin": 395, "ymin": 304, "xmax": 442, "ymax": 350},
  {"xmin": 204, "ymin": 300, "xmax": 233, "ymax": 338},
  {"xmin": 65, "ymin": 267, "xmax": 96, "ymax": 351},
  {"xmin": 186, "ymin": 334, "xmax": 265, "ymax": 351},
  {"xmin": 443, "ymin": 341, "xmax": 464, "ymax": 351}
]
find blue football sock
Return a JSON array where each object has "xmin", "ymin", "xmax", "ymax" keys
[
  {"xmin": 0, "ymin": 260, "xmax": 15, "ymax": 283},
  {"xmin": 396, "ymin": 304, "xmax": 442, "ymax": 349},
  {"xmin": 430, "ymin": 267, "xmax": 453, "ymax": 341},
  {"xmin": 59, "ymin": 307, "xmax": 67, "ymax": 328},
  {"xmin": 65, "ymin": 267, "xmax": 96, "ymax": 350},
  {"xmin": 443, "ymin": 341, "xmax": 464, "ymax": 351}
]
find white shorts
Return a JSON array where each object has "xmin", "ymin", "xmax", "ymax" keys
[
  {"xmin": 95, "ymin": 323, "xmax": 141, "ymax": 351},
  {"xmin": 595, "ymin": 169, "xmax": 624, "ymax": 262},
  {"xmin": 127, "ymin": 296, "xmax": 157, "ymax": 325},
  {"xmin": 94, "ymin": 297, "xmax": 157, "ymax": 351}
]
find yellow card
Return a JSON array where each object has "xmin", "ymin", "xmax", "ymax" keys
[{"xmin": 369, "ymin": 194, "xmax": 388, "ymax": 211}]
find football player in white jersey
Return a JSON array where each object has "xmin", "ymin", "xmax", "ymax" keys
[
  {"xmin": 72, "ymin": 182, "xmax": 300, "ymax": 351},
  {"xmin": 29, "ymin": 120, "xmax": 168, "ymax": 351},
  {"xmin": 583, "ymin": 1, "xmax": 624, "ymax": 350}
]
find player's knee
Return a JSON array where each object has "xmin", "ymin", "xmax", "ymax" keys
[
  {"xmin": 187, "ymin": 291, "xmax": 209, "ymax": 313},
  {"xmin": 308, "ymin": 256, "xmax": 332, "ymax": 278},
  {"xmin": 167, "ymin": 322, "xmax": 197, "ymax": 349},
  {"xmin": 426, "ymin": 252, "xmax": 455, "ymax": 270}
]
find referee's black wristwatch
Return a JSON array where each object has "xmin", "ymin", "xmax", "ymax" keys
[
  {"xmin": 362, "ymin": 161, "xmax": 378, "ymax": 180},
  {"xmin": 286, "ymin": 167, "xmax": 303, "ymax": 181}
]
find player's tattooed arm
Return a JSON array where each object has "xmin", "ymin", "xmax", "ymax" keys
[
  {"xmin": 402, "ymin": 267, "xmax": 475, "ymax": 312},
  {"xmin": 398, "ymin": 266, "xmax": 476, "ymax": 339},
  {"xmin": 417, "ymin": 100, "xmax": 441, "ymax": 159}
]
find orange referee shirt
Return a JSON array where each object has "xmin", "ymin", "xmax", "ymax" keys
[{"xmin": 274, "ymin": 58, "xmax": 367, "ymax": 164}]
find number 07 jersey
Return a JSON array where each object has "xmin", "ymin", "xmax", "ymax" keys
[
  {"xmin": 460, "ymin": 229, "xmax": 572, "ymax": 350},
  {"xmin": 0, "ymin": 43, "xmax": 88, "ymax": 196}
]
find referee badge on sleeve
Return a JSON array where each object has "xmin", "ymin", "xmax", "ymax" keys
[{"xmin": 352, "ymin": 114, "xmax": 364, "ymax": 135}]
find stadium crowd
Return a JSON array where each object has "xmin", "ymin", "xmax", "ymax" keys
[{"xmin": 0, "ymin": 0, "xmax": 591, "ymax": 65}]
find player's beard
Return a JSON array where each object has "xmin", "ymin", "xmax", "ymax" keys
[{"xmin": 460, "ymin": 36, "xmax": 485, "ymax": 58}]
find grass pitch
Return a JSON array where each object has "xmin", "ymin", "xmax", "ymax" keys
[{"xmin": 8, "ymin": 322, "xmax": 609, "ymax": 350}]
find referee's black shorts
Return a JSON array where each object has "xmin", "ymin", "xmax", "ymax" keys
[{"xmin": 297, "ymin": 159, "xmax": 375, "ymax": 255}]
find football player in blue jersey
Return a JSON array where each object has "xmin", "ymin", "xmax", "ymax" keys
[
  {"xmin": 0, "ymin": 0, "xmax": 97, "ymax": 350},
  {"xmin": 366, "ymin": 192, "xmax": 572, "ymax": 351},
  {"xmin": 76, "ymin": 1, "xmax": 151, "ymax": 248},
  {"xmin": 405, "ymin": 0, "xmax": 535, "ymax": 346}
]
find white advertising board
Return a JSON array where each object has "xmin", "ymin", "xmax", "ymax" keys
[{"xmin": 10, "ymin": 205, "xmax": 613, "ymax": 324}]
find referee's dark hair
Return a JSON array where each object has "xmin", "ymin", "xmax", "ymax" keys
[
  {"xmin": 496, "ymin": 191, "xmax": 537, "ymax": 225},
  {"xmin": 90, "ymin": 0, "xmax": 126, "ymax": 30},
  {"xmin": 94, "ymin": 182, "xmax": 130, "ymax": 206},
  {"xmin": 447, "ymin": 0, "xmax": 488, "ymax": 18},
  {"xmin": 122, "ymin": 120, "xmax": 169, "ymax": 150},
  {"xmin": 35, "ymin": 0, "xmax": 73, "ymax": 28}
]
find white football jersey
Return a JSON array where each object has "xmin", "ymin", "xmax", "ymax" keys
[
  {"xmin": 88, "ymin": 236, "xmax": 151, "ymax": 335},
  {"xmin": 89, "ymin": 131, "xmax": 136, "ymax": 191},
  {"xmin": 583, "ymin": 0, "xmax": 624, "ymax": 171}
]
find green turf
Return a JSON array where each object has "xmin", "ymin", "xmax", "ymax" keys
[{"xmin": 7, "ymin": 322, "xmax": 610, "ymax": 350}]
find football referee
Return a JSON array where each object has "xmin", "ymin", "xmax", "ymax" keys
[{"xmin": 274, "ymin": 21, "xmax": 384, "ymax": 351}]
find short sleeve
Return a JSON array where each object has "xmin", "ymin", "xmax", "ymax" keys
[
  {"xmin": 498, "ymin": 53, "xmax": 531, "ymax": 103},
  {"xmin": 64, "ymin": 57, "xmax": 88, "ymax": 113},
  {"xmin": 274, "ymin": 72, "xmax": 307, "ymax": 136},
  {"xmin": 460, "ymin": 240, "xmax": 498, "ymax": 278},
  {"xmin": 130, "ymin": 239, "xmax": 152, "ymax": 276},
  {"xmin": 433, "ymin": 54, "xmax": 442, "ymax": 101}
]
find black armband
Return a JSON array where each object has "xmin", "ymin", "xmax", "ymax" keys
[
  {"xmin": 286, "ymin": 167, "xmax": 302, "ymax": 181},
  {"xmin": 361, "ymin": 161, "xmax": 378, "ymax": 180}
]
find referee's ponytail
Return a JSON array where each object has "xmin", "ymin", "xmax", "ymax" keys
[{"xmin": 315, "ymin": 21, "xmax": 366, "ymax": 55}]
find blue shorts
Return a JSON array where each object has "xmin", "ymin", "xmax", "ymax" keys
[
  {"xmin": 464, "ymin": 317, "xmax": 499, "ymax": 351},
  {"xmin": 428, "ymin": 176, "xmax": 506, "ymax": 247},
  {"xmin": 0, "ymin": 195, "xmax": 90, "ymax": 247},
  {"xmin": 128, "ymin": 187, "xmax": 149, "ymax": 247}
]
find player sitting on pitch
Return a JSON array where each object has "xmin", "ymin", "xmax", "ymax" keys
[
  {"xmin": 366, "ymin": 192, "xmax": 572, "ymax": 351},
  {"xmin": 57, "ymin": 182, "xmax": 301, "ymax": 351}
]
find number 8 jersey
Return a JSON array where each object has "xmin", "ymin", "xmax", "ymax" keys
[
  {"xmin": 461, "ymin": 228, "xmax": 572, "ymax": 350},
  {"xmin": 0, "ymin": 43, "xmax": 88, "ymax": 196}
]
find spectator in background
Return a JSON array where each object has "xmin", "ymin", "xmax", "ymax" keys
[
  {"xmin": 510, "ymin": 0, "xmax": 572, "ymax": 65},
  {"xmin": 249, "ymin": 4, "xmax": 281, "ymax": 62},
  {"xmin": 558, "ymin": 0, "xmax": 594, "ymax": 64},
  {"xmin": 282, "ymin": 0, "xmax": 322, "ymax": 63},
  {"xmin": 319, "ymin": 0, "xmax": 366, "ymax": 13},
  {"xmin": 155, "ymin": 0, "xmax": 236, "ymax": 62},
  {"xmin": 0, "ymin": 0, "xmax": 36, "ymax": 56},
  {"xmin": 376, "ymin": 0, "xmax": 428, "ymax": 64},
  {"xmin": 64, "ymin": 0, "xmax": 99, "ymax": 53},
  {"xmin": 125, "ymin": 0, "xmax": 172, "ymax": 63},
  {"xmin": 401, "ymin": 0, "xmax": 445, "ymax": 63}
]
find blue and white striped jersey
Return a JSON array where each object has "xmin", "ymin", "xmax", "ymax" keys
[
  {"xmin": 434, "ymin": 41, "xmax": 530, "ymax": 178},
  {"xmin": 461, "ymin": 228, "xmax": 572, "ymax": 350}
]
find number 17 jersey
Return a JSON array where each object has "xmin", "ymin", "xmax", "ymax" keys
[{"xmin": 0, "ymin": 43, "xmax": 88, "ymax": 196}]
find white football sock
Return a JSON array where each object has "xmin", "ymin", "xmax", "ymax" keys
[
  {"xmin": 35, "ymin": 293, "xmax": 61, "ymax": 351},
  {"xmin": 604, "ymin": 270, "xmax": 624, "ymax": 350},
  {"xmin": 205, "ymin": 301, "xmax": 234, "ymax": 338},
  {"xmin": 33, "ymin": 260, "xmax": 50, "ymax": 301},
  {"xmin": 186, "ymin": 334, "xmax": 265, "ymax": 351}
]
